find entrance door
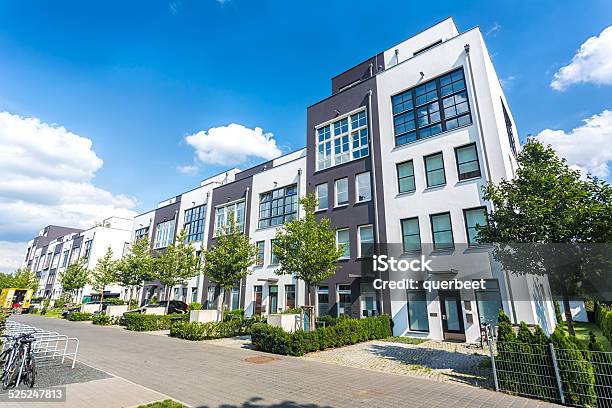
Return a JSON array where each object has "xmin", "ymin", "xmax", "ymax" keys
[
  {"xmin": 254, "ymin": 286, "xmax": 263, "ymax": 316},
  {"xmin": 439, "ymin": 291, "xmax": 465, "ymax": 341},
  {"xmin": 268, "ymin": 285, "xmax": 278, "ymax": 314}
]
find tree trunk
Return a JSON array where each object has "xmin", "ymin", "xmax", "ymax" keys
[
  {"xmin": 563, "ymin": 296, "xmax": 575, "ymax": 336},
  {"xmin": 164, "ymin": 286, "xmax": 171, "ymax": 315},
  {"xmin": 99, "ymin": 288, "xmax": 105, "ymax": 312},
  {"xmin": 218, "ymin": 289, "xmax": 225, "ymax": 322}
]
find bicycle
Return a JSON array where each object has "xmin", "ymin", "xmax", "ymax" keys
[{"xmin": 1, "ymin": 333, "xmax": 36, "ymax": 389}]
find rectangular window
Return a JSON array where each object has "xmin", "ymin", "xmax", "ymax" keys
[
  {"xmin": 258, "ymin": 184, "xmax": 298, "ymax": 229},
  {"xmin": 61, "ymin": 250, "xmax": 69, "ymax": 268},
  {"xmin": 317, "ymin": 286, "xmax": 330, "ymax": 317},
  {"xmin": 455, "ymin": 143, "xmax": 481, "ymax": 180},
  {"xmin": 430, "ymin": 212, "xmax": 454, "ymax": 250},
  {"xmin": 358, "ymin": 225, "xmax": 374, "ymax": 257},
  {"xmin": 270, "ymin": 239, "xmax": 279, "ymax": 265},
  {"xmin": 51, "ymin": 253, "xmax": 60, "ymax": 269},
  {"xmin": 83, "ymin": 240, "xmax": 93, "ymax": 261},
  {"xmin": 184, "ymin": 204, "xmax": 207, "ymax": 242},
  {"xmin": 401, "ymin": 217, "xmax": 421, "ymax": 252},
  {"xmin": 214, "ymin": 200, "xmax": 245, "ymax": 235},
  {"xmin": 316, "ymin": 109, "xmax": 368, "ymax": 171},
  {"xmin": 69, "ymin": 248, "xmax": 80, "ymax": 265},
  {"xmin": 355, "ymin": 172, "xmax": 371, "ymax": 203},
  {"xmin": 501, "ymin": 100, "xmax": 517, "ymax": 157},
  {"xmin": 424, "ymin": 152, "xmax": 446, "ymax": 187},
  {"xmin": 206, "ymin": 286, "xmax": 216, "ymax": 310},
  {"xmin": 285, "ymin": 284, "xmax": 296, "ymax": 309},
  {"xmin": 315, "ymin": 183, "xmax": 328, "ymax": 211},
  {"xmin": 256, "ymin": 241, "xmax": 265, "ymax": 266},
  {"xmin": 231, "ymin": 286, "xmax": 240, "ymax": 311},
  {"xmin": 407, "ymin": 290, "xmax": 429, "ymax": 332},
  {"xmin": 336, "ymin": 228, "xmax": 350, "ymax": 259},
  {"xmin": 392, "ymin": 68, "xmax": 471, "ymax": 147},
  {"xmin": 337, "ymin": 284, "xmax": 352, "ymax": 317},
  {"xmin": 268, "ymin": 285, "xmax": 278, "ymax": 314},
  {"xmin": 475, "ymin": 279, "xmax": 502, "ymax": 326},
  {"xmin": 134, "ymin": 227, "xmax": 149, "ymax": 242},
  {"xmin": 396, "ymin": 160, "xmax": 415, "ymax": 193},
  {"xmin": 464, "ymin": 207, "xmax": 487, "ymax": 245},
  {"xmin": 154, "ymin": 219, "xmax": 175, "ymax": 249},
  {"xmin": 335, "ymin": 178, "xmax": 349, "ymax": 206}
]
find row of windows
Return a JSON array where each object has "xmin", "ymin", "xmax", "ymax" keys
[
  {"xmin": 335, "ymin": 224, "xmax": 374, "ymax": 259},
  {"xmin": 315, "ymin": 171, "xmax": 372, "ymax": 211},
  {"xmin": 400, "ymin": 207, "xmax": 487, "ymax": 251},
  {"xmin": 255, "ymin": 239, "xmax": 280, "ymax": 267},
  {"xmin": 396, "ymin": 143, "xmax": 481, "ymax": 194},
  {"xmin": 251, "ymin": 284, "xmax": 296, "ymax": 315}
]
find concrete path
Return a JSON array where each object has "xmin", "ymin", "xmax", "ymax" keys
[{"xmin": 12, "ymin": 315, "xmax": 560, "ymax": 408}]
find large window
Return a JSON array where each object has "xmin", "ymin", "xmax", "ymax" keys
[
  {"xmin": 270, "ymin": 239, "xmax": 279, "ymax": 265},
  {"xmin": 317, "ymin": 286, "xmax": 330, "ymax": 317},
  {"xmin": 285, "ymin": 284, "xmax": 296, "ymax": 309},
  {"xmin": 134, "ymin": 227, "xmax": 149, "ymax": 242},
  {"xmin": 337, "ymin": 284, "xmax": 352, "ymax": 317},
  {"xmin": 464, "ymin": 207, "xmax": 487, "ymax": 245},
  {"xmin": 430, "ymin": 212, "xmax": 454, "ymax": 250},
  {"xmin": 455, "ymin": 143, "xmax": 481, "ymax": 180},
  {"xmin": 407, "ymin": 290, "xmax": 429, "ymax": 332},
  {"xmin": 214, "ymin": 200, "xmax": 245, "ymax": 235},
  {"xmin": 258, "ymin": 184, "xmax": 298, "ymax": 229},
  {"xmin": 424, "ymin": 152, "xmax": 446, "ymax": 187},
  {"xmin": 154, "ymin": 219, "xmax": 175, "ymax": 249},
  {"xmin": 401, "ymin": 217, "xmax": 421, "ymax": 252},
  {"xmin": 475, "ymin": 279, "xmax": 502, "ymax": 326},
  {"xmin": 335, "ymin": 178, "xmax": 349, "ymax": 207},
  {"xmin": 230, "ymin": 287, "xmax": 240, "ymax": 310},
  {"xmin": 355, "ymin": 172, "xmax": 372, "ymax": 203},
  {"xmin": 184, "ymin": 204, "xmax": 207, "ymax": 242},
  {"xmin": 392, "ymin": 68, "xmax": 472, "ymax": 147},
  {"xmin": 358, "ymin": 225, "xmax": 374, "ymax": 257},
  {"xmin": 501, "ymin": 100, "xmax": 517, "ymax": 157},
  {"xmin": 61, "ymin": 250, "xmax": 69, "ymax": 268},
  {"xmin": 396, "ymin": 160, "xmax": 415, "ymax": 193},
  {"xmin": 256, "ymin": 241, "xmax": 265, "ymax": 266},
  {"xmin": 316, "ymin": 109, "xmax": 368, "ymax": 171},
  {"xmin": 315, "ymin": 183, "xmax": 328, "ymax": 211},
  {"xmin": 336, "ymin": 228, "xmax": 350, "ymax": 259},
  {"xmin": 83, "ymin": 240, "xmax": 93, "ymax": 262}
]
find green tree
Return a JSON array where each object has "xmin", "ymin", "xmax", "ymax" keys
[
  {"xmin": 117, "ymin": 237, "xmax": 154, "ymax": 308},
  {"xmin": 273, "ymin": 193, "xmax": 345, "ymax": 327},
  {"xmin": 478, "ymin": 140, "xmax": 612, "ymax": 335},
  {"xmin": 0, "ymin": 272, "xmax": 14, "ymax": 290},
  {"xmin": 11, "ymin": 268, "xmax": 39, "ymax": 292},
  {"xmin": 91, "ymin": 247, "xmax": 118, "ymax": 308},
  {"xmin": 155, "ymin": 229, "xmax": 199, "ymax": 314},
  {"xmin": 58, "ymin": 260, "xmax": 89, "ymax": 302},
  {"xmin": 201, "ymin": 213, "xmax": 257, "ymax": 320}
]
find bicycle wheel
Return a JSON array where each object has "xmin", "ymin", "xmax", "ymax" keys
[
  {"xmin": 24, "ymin": 354, "xmax": 35, "ymax": 388},
  {"xmin": 2, "ymin": 354, "xmax": 18, "ymax": 389}
]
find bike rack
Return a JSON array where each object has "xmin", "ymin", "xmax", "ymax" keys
[{"xmin": 3, "ymin": 321, "xmax": 79, "ymax": 369}]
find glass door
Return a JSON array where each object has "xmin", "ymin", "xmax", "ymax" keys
[{"xmin": 439, "ymin": 290, "xmax": 465, "ymax": 341}]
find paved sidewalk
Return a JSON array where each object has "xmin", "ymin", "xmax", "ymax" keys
[{"xmin": 12, "ymin": 315, "xmax": 560, "ymax": 408}]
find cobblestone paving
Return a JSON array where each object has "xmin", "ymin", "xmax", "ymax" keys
[{"xmin": 303, "ymin": 339, "xmax": 494, "ymax": 388}]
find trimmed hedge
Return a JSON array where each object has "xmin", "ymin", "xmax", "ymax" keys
[
  {"xmin": 121, "ymin": 313, "xmax": 188, "ymax": 331},
  {"xmin": 170, "ymin": 318, "xmax": 256, "ymax": 340},
  {"xmin": 595, "ymin": 302, "xmax": 612, "ymax": 343},
  {"xmin": 92, "ymin": 314, "xmax": 115, "ymax": 326},
  {"xmin": 251, "ymin": 315, "xmax": 392, "ymax": 356},
  {"xmin": 66, "ymin": 311, "xmax": 93, "ymax": 321}
]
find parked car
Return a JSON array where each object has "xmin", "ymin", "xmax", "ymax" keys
[
  {"xmin": 124, "ymin": 300, "xmax": 188, "ymax": 315},
  {"xmin": 61, "ymin": 306, "xmax": 81, "ymax": 318}
]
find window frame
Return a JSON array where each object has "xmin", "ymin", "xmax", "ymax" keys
[
  {"xmin": 315, "ymin": 108, "xmax": 369, "ymax": 171},
  {"xmin": 270, "ymin": 239, "xmax": 279, "ymax": 265},
  {"xmin": 424, "ymin": 152, "xmax": 446, "ymax": 188},
  {"xmin": 334, "ymin": 177, "xmax": 349, "ymax": 207},
  {"xmin": 315, "ymin": 183, "xmax": 328, "ymax": 211},
  {"xmin": 396, "ymin": 160, "xmax": 416, "ymax": 194},
  {"xmin": 153, "ymin": 219, "xmax": 176, "ymax": 249},
  {"xmin": 454, "ymin": 143, "xmax": 481, "ymax": 181},
  {"xmin": 255, "ymin": 241, "xmax": 265, "ymax": 266},
  {"xmin": 184, "ymin": 204, "xmax": 207, "ymax": 243},
  {"xmin": 357, "ymin": 224, "xmax": 374, "ymax": 258},
  {"xmin": 463, "ymin": 206, "xmax": 488, "ymax": 246},
  {"xmin": 336, "ymin": 228, "xmax": 350, "ymax": 260},
  {"xmin": 406, "ymin": 289, "xmax": 430, "ymax": 332},
  {"xmin": 355, "ymin": 172, "xmax": 372, "ymax": 203},
  {"xmin": 258, "ymin": 184, "xmax": 298, "ymax": 229},
  {"xmin": 214, "ymin": 199, "xmax": 246, "ymax": 236},
  {"xmin": 429, "ymin": 212, "xmax": 454, "ymax": 250},
  {"xmin": 400, "ymin": 217, "xmax": 421, "ymax": 253}
]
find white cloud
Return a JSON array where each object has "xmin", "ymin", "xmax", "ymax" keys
[
  {"xmin": 551, "ymin": 26, "xmax": 612, "ymax": 91},
  {"xmin": 0, "ymin": 111, "xmax": 138, "ymax": 242},
  {"xmin": 535, "ymin": 110, "xmax": 612, "ymax": 179},
  {"xmin": 500, "ymin": 75, "xmax": 516, "ymax": 90},
  {"xmin": 486, "ymin": 22, "xmax": 502, "ymax": 37},
  {"xmin": 0, "ymin": 241, "xmax": 26, "ymax": 273},
  {"xmin": 176, "ymin": 164, "xmax": 199, "ymax": 175},
  {"xmin": 185, "ymin": 123, "xmax": 282, "ymax": 166}
]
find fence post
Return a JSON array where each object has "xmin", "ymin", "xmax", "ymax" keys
[
  {"xmin": 549, "ymin": 343, "xmax": 565, "ymax": 405},
  {"xmin": 486, "ymin": 331, "xmax": 499, "ymax": 392}
]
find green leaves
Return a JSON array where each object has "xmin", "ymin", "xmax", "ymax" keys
[
  {"xmin": 59, "ymin": 260, "xmax": 89, "ymax": 295},
  {"xmin": 155, "ymin": 229, "xmax": 200, "ymax": 288},
  {"xmin": 91, "ymin": 247, "xmax": 118, "ymax": 296},
  {"xmin": 273, "ymin": 193, "xmax": 345, "ymax": 289},
  {"xmin": 117, "ymin": 237, "xmax": 154, "ymax": 288}
]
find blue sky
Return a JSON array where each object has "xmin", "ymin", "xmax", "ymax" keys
[{"xmin": 0, "ymin": 0, "xmax": 611, "ymax": 270}]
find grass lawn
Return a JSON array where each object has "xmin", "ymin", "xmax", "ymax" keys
[
  {"xmin": 382, "ymin": 336, "xmax": 428, "ymax": 345},
  {"xmin": 574, "ymin": 321, "xmax": 612, "ymax": 352},
  {"xmin": 138, "ymin": 399, "xmax": 185, "ymax": 408},
  {"xmin": 37, "ymin": 308, "xmax": 64, "ymax": 318}
]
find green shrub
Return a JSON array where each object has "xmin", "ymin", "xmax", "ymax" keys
[
  {"xmin": 170, "ymin": 317, "xmax": 256, "ymax": 340},
  {"xmin": 67, "ymin": 311, "xmax": 94, "ymax": 321},
  {"xmin": 553, "ymin": 299, "xmax": 565, "ymax": 330},
  {"xmin": 137, "ymin": 399, "xmax": 185, "ymax": 408},
  {"xmin": 595, "ymin": 302, "xmax": 612, "ymax": 343},
  {"xmin": 92, "ymin": 314, "xmax": 114, "ymax": 326},
  {"xmin": 188, "ymin": 302, "xmax": 202, "ymax": 311},
  {"xmin": 40, "ymin": 307, "xmax": 47, "ymax": 315},
  {"xmin": 223, "ymin": 309, "xmax": 245, "ymax": 321},
  {"xmin": 121, "ymin": 313, "xmax": 188, "ymax": 331},
  {"xmin": 281, "ymin": 307, "xmax": 302, "ymax": 315},
  {"xmin": 251, "ymin": 315, "xmax": 392, "ymax": 357},
  {"xmin": 588, "ymin": 331, "xmax": 604, "ymax": 352},
  {"xmin": 104, "ymin": 298, "xmax": 125, "ymax": 305}
]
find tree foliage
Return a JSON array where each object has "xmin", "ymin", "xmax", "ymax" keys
[
  {"xmin": 59, "ymin": 260, "xmax": 89, "ymax": 299},
  {"xmin": 91, "ymin": 247, "xmax": 118, "ymax": 303},
  {"xmin": 11, "ymin": 268, "xmax": 39, "ymax": 291},
  {"xmin": 117, "ymin": 237, "xmax": 154, "ymax": 306},
  {"xmin": 155, "ymin": 229, "xmax": 199, "ymax": 307}
]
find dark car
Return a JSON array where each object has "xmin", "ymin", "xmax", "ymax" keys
[{"xmin": 124, "ymin": 300, "xmax": 188, "ymax": 315}]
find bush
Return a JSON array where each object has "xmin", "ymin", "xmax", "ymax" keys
[
  {"xmin": 170, "ymin": 317, "xmax": 256, "ymax": 340},
  {"xmin": 588, "ymin": 331, "xmax": 604, "ymax": 352},
  {"xmin": 104, "ymin": 298, "xmax": 125, "ymax": 305},
  {"xmin": 188, "ymin": 302, "xmax": 202, "ymax": 311},
  {"xmin": 92, "ymin": 314, "xmax": 115, "ymax": 326},
  {"xmin": 223, "ymin": 309, "xmax": 245, "ymax": 321},
  {"xmin": 121, "ymin": 313, "xmax": 188, "ymax": 331},
  {"xmin": 138, "ymin": 399, "xmax": 185, "ymax": 408},
  {"xmin": 251, "ymin": 315, "xmax": 392, "ymax": 357},
  {"xmin": 595, "ymin": 302, "xmax": 612, "ymax": 343},
  {"xmin": 281, "ymin": 307, "xmax": 302, "ymax": 315},
  {"xmin": 67, "ymin": 311, "xmax": 93, "ymax": 321}
]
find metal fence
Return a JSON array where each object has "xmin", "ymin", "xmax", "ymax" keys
[
  {"xmin": 3, "ymin": 320, "xmax": 79, "ymax": 368},
  {"xmin": 487, "ymin": 337, "xmax": 612, "ymax": 407}
]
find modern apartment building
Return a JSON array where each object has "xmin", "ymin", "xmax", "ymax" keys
[{"xmin": 19, "ymin": 17, "xmax": 556, "ymax": 343}]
